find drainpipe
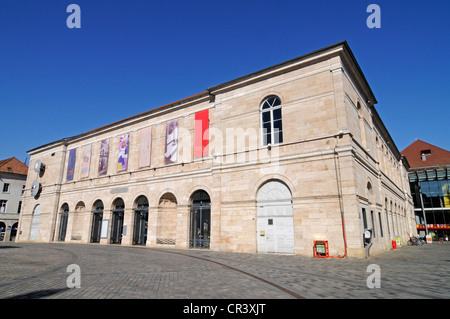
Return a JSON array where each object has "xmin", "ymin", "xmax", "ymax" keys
[{"xmin": 328, "ymin": 135, "xmax": 348, "ymax": 258}]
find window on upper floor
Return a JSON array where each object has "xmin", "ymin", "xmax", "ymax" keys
[
  {"xmin": 2, "ymin": 183, "xmax": 10, "ymax": 193},
  {"xmin": 261, "ymin": 96, "xmax": 283, "ymax": 146},
  {"xmin": 0, "ymin": 200, "xmax": 7, "ymax": 213}
]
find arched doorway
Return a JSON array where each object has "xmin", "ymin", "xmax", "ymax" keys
[
  {"xmin": 90, "ymin": 200, "xmax": 103, "ymax": 243},
  {"xmin": 133, "ymin": 196, "xmax": 149, "ymax": 246},
  {"xmin": 189, "ymin": 190, "xmax": 211, "ymax": 249},
  {"xmin": 58, "ymin": 203, "xmax": 69, "ymax": 241},
  {"xmin": 110, "ymin": 198, "xmax": 125, "ymax": 244},
  {"xmin": 10, "ymin": 222, "xmax": 18, "ymax": 241},
  {"xmin": 0, "ymin": 222, "xmax": 6, "ymax": 241},
  {"xmin": 256, "ymin": 180, "xmax": 294, "ymax": 254},
  {"xmin": 29, "ymin": 204, "xmax": 42, "ymax": 241}
]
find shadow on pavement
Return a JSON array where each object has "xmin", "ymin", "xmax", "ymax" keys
[{"xmin": 4, "ymin": 288, "xmax": 69, "ymax": 299}]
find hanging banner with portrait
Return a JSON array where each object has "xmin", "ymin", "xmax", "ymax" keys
[
  {"xmin": 117, "ymin": 133, "xmax": 130, "ymax": 172},
  {"xmin": 66, "ymin": 148, "xmax": 76, "ymax": 181},
  {"xmin": 165, "ymin": 119, "xmax": 178, "ymax": 164},
  {"xmin": 98, "ymin": 138, "xmax": 109, "ymax": 175},
  {"xmin": 80, "ymin": 144, "xmax": 92, "ymax": 178}
]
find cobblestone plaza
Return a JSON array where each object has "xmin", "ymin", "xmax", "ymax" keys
[{"xmin": 1, "ymin": 242, "xmax": 449, "ymax": 300}]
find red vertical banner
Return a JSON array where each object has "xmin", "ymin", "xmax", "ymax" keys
[{"xmin": 194, "ymin": 109, "xmax": 209, "ymax": 158}]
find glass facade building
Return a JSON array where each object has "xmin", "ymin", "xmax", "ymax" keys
[{"xmin": 409, "ymin": 166, "xmax": 450, "ymax": 240}]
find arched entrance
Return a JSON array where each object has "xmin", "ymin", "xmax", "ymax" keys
[
  {"xmin": 133, "ymin": 196, "xmax": 149, "ymax": 246},
  {"xmin": 256, "ymin": 180, "xmax": 294, "ymax": 254},
  {"xmin": 110, "ymin": 198, "xmax": 125, "ymax": 244},
  {"xmin": 58, "ymin": 203, "xmax": 69, "ymax": 241},
  {"xmin": 10, "ymin": 222, "xmax": 18, "ymax": 241},
  {"xmin": 0, "ymin": 222, "xmax": 6, "ymax": 241},
  {"xmin": 29, "ymin": 204, "xmax": 42, "ymax": 241},
  {"xmin": 90, "ymin": 200, "xmax": 103, "ymax": 243},
  {"xmin": 189, "ymin": 190, "xmax": 211, "ymax": 249}
]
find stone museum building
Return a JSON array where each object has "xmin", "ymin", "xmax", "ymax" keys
[{"xmin": 17, "ymin": 41, "xmax": 415, "ymax": 257}]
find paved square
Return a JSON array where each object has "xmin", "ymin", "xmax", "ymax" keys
[{"xmin": 0, "ymin": 242, "xmax": 449, "ymax": 299}]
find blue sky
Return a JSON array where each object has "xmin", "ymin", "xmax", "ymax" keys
[{"xmin": 1, "ymin": 0, "xmax": 449, "ymax": 163}]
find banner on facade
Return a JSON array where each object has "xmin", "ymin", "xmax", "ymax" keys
[
  {"xmin": 80, "ymin": 144, "xmax": 92, "ymax": 178},
  {"xmin": 194, "ymin": 109, "xmax": 209, "ymax": 158},
  {"xmin": 118, "ymin": 133, "xmax": 130, "ymax": 172},
  {"xmin": 165, "ymin": 119, "xmax": 178, "ymax": 164},
  {"xmin": 66, "ymin": 148, "xmax": 76, "ymax": 181},
  {"xmin": 98, "ymin": 138, "xmax": 109, "ymax": 175},
  {"xmin": 139, "ymin": 126, "xmax": 152, "ymax": 168}
]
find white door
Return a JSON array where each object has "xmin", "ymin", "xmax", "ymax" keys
[
  {"xmin": 257, "ymin": 181, "xmax": 294, "ymax": 254},
  {"xmin": 30, "ymin": 204, "xmax": 41, "ymax": 241}
]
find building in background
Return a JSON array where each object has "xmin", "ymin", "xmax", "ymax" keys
[
  {"xmin": 0, "ymin": 157, "xmax": 28, "ymax": 241},
  {"xmin": 402, "ymin": 140, "xmax": 450, "ymax": 241},
  {"xmin": 17, "ymin": 42, "xmax": 415, "ymax": 257}
]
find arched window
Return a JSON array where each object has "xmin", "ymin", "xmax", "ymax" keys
[{"xmin": 261, "ymin": 96, "xmax": 283, "ymax": 146}]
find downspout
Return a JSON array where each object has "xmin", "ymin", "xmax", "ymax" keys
[{"xmin": 328, "ymin": 140, "xmax": 348, "ymax": 258}]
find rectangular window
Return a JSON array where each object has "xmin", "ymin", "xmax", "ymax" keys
[
  {"xmin": 378, "ymin": 212, "xmax": 384, "ymax": 237},
  {"xmin": 2, "ymin": 183, "xmax": 10, "ymax": 193},
  {"xmin": 362, "ymin": 208, "xmax": 367, "ymax": 229},
  {"xmin": 17, "ymin": 201, "xmax": 22, "ymax": 214},
  {"xmin": 0, "ymin": 200, "xmax": 7, "ymax": 213},
  {"xmin": 371, "ymin": 211, "xmax": 376, "ymax": 238},
  {"xmin": 385, "ymin": 209, "xmax": 390, "ymax": 235}
]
